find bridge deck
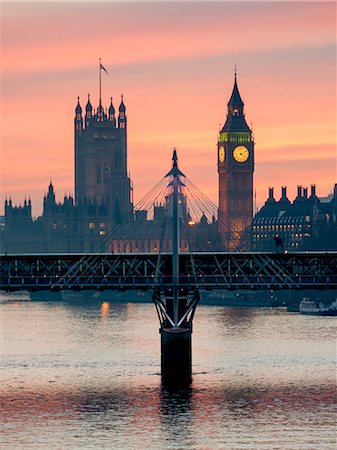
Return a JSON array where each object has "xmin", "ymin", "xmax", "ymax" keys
[{"xmin": 1, "ymin": 252, "xmax": 336, "ymax": 291}]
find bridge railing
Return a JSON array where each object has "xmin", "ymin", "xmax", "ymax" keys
[
  {"xmin": 1, "ymin": 252, "xmax": 337, "ymax": 291},
  {"xmin": 2, "ymin": 274, "xmax": 337, "ymax": 291}
]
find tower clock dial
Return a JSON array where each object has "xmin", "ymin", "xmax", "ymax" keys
[
  {"xmin": 219, "ymin": 147, "xmax": 225, "ymax": 163},
  {"xmin": 233, "ymin": 145, "xmax": 249, "ymax": 163}
]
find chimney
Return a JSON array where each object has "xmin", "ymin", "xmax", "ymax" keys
[
  {"xmin": 303, "ymin": 187, "xmax": 308, "ymax": 199},
  {"xmin": 297, "ymin": 185, "xmax": 303, "ymax": 198},
  {"xmin": 334, "ymin": 183, "xmax": 337, "ymax": 199},
  {"xmin": 279, "ymin": 186, "xmax": 290, "ymax": 204},
  {"xmin": 266, "ymin": 187, "xmax": 276, "ymax": 205},
  {"xmin": 310, "ymin": 184, "xmax": 316, "ymax": 198},
  {"xmin": 281, "ymin": 186, "xmax": 287, "ymax": 198}
]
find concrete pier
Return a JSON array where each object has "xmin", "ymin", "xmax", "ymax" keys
[{"xmin": 161, "ymin": 326, "xmax": 192, "ymax": 386}]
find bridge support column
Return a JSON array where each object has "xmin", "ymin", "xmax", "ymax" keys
[
  {"xmin": 153, "ymin": 288, "xmax": 199, "ymax": 387},
  {"xmin": 161, "ymin": 326, "xmax": 192, "ymax": 386}
]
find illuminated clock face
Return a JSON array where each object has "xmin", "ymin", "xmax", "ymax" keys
[
  {"xmin": 233, "ymin": 145, "xmax": 249, "ymax": 163},
  {"xmin": 219, "ymin": 147, "xmax": 225, "ymax": 163}
]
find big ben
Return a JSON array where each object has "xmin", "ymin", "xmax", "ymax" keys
[{"xmin": 218, "ymin": 72, "xmax": 254, "ymax": 250}]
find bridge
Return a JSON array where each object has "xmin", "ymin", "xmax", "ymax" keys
[
  {"xmin": 1, "ymin": 251, "xmax": 337, "ymax": 292},
  {"xmin": 1, "ymin": 151, "xmax": 336, "ymax": 386}
]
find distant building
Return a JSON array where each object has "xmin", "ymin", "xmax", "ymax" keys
[
  {"xmin": 1, "ymin": 85, "xmax": 221, "ymax": 253},
  {"xmin": 2, "ymin": 90, "xmax": 134, "ymax": 253},
  {"xmin": 252, "ymin": 184, "xmax": 337, "ymax": 251},
  {"xmin": 218, "ymin": 72, "xmax": 254, "ymax": 250},
  {"xmin": 75, "ymin": 94, "xmax": 133, "ymax": 222}
]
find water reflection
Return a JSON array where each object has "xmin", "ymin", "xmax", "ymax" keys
[
  {"xmin": 219, "ymin": 306, "xmax": 256, "ymax": 330},
  {"xmin": 1, "ymin": 382, "xmax": 336, "ymax": 448},
  {"xmin": 100, "ymin": 301, "xmax": 109, "ymax": 321},
  {"xmin": 1, "ymin": 300, "xmax": 336, "ymax": 449}
]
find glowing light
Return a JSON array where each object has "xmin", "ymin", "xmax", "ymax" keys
[{"xmin": 101, "ymin": 301, "xmax": 109, "ymax": 320}]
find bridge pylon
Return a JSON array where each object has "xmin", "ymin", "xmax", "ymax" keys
[
  {"xmin": 153, "ymin": 149, "xmax": 200, "ymax": 386},
  {"xmin": 153, "ymin": 287, "xmax": 199, "ymax": 386}
]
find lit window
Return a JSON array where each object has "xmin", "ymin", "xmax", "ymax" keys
[{"xmin": 89, "ymin": 223, "xmax": 95, "ymax": 229}]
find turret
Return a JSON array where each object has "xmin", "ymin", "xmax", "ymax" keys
[
  {"xmin": 118, "ymin": 95, "xmax": 126, "ymax": 129},
  {"xmin": 97, "ymin": 100, "xmax": 105, "ymax": 122},
  {"xmin": 74, "ymin": 97, "xmax": 83, "ymax": 131},
  {"xmin": 109, "ymin": 97, "xmax": 116, "ymax": 127},
  {"xmin": 85, "ymin": 94, "xmax": 93, "ymax": 128},
  {"xmin": 44, "ymin": 181, "xmax": 56, "ymax": 212},
  {"xmin": 199, "ymin": 212, "xmax": 208, "ymax": 227}
]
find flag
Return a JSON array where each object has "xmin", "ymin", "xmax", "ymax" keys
[{"xmin": 100, "ymin": 63, "xmax": 108, "ymax": 75}]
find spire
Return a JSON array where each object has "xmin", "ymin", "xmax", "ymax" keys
[
  {"xmin": 97, "ymin": 101, "xmax": 104, "ymax": 122},
  {"xmin": 119, "ymin": 94, "xmax": 126, "ymax": 112},
  {"xmin": 200, "ymin": 212, "xmax": 208, "ymax": 226},
  {"xmin": 85, "ymin": 94, "xmax": 93, "ymax": 128},
  {"xmin": 109, "ymin": 97, "xmax": 115, "ymax": 114},
  {"xmin": 86, "ymin": 94, "xmax": 92, "ymax": 113},
  {"xmin": 165, "ymin": 148, "xmax": 186, "ymax": 178},
  {"xmin": 227, "ymin": 70, "xmax": 244, "ymax": 108},
  {"xmin": 172, "ymin": 148, "xmax": 178, "ymax": 168},
  {"xmin": 220, "ymin": 71, "xmax": 251, "ymax": 133},
  {"xmin": 75, "ymin": 96, "xmax": 82, "ymax": 114},
  {"xmin": 109, "ymin": 97, "xmax": 116, "ymax": 126},
  {"xmin": 75, "ymin": 96, "xmax": 83, "ymax": 130},
  {"xmin": 118, "ymin": 95, "xmax": 126, "ymax": 129}
]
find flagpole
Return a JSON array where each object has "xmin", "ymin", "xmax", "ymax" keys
[{"xmin": 99, "ymin": 58, "xmax": 102, "ymax": 105}]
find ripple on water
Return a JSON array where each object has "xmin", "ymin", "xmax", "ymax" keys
[{"xmin": 1, "ymin": 301, "xmax": 336, "ymax": 449}]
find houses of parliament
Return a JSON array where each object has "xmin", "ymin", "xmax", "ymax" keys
[{"xmin": 1, "ymin": 72, "xmax": 336, "ymax": 253}]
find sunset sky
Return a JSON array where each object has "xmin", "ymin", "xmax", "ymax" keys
[{"xmin": 0, "ymin": 1, "xmax": 336, "ymax": 217}]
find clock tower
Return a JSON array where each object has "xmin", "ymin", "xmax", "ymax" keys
[{"xmin": 218, "ymin": 72, "xmax": 254, "ymax": 250}]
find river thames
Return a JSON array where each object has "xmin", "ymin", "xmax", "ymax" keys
[{"xmin": 1, "ymin": 296, "xmax": 336, "ymax": 449}]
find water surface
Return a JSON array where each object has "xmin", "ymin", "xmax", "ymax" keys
[{"xmin": 1, "ymin": 296, "xmax": 336, "ymax": 449}]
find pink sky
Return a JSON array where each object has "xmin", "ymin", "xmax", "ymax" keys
[{"xmin": 0, "ymin": 2, "xmax": 336, "ymax": 216}]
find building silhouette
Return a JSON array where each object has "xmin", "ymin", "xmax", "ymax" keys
[
  {"xmin": 1, "ymin": 82, "xmax": 221, "ymax": 253},
  {"xmin": 218, "ymin": 72, "xmax": 254, "ymax": 250},
  {"xmin": 1, "ymin": 70, "xmax": 335, "ymax": 254},
  {"xmin": 252, "ymin": 184, "xmax": 337, "ymax": 251},
  {"xmin": 75, "ymin": 94, "xmax": 132, "ymax": 223}
]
